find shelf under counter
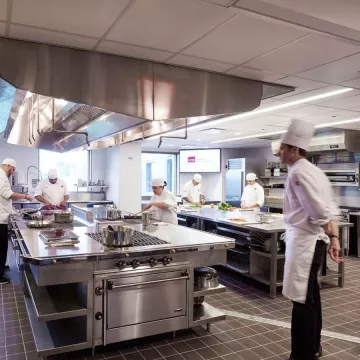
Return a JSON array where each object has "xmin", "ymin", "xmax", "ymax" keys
[
  {"xmin": 24, "ymin": 266, "xmax": 88, "ymax": 322},
  {"xmin": 192, "ymin": 302, "xmax": 226, "ymax": 327},
  {"xmin": 193, "ymin": 284, "xmax": 226, "ymax": 297}
]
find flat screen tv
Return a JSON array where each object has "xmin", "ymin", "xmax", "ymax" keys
[{"xmin": 179, "ymin": 149, "xmax": 221, "ymax": 173}]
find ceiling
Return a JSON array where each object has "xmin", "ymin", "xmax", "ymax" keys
[{"xmin": 1, "ymin": 0, "xmax": 360, "ymax": 150}]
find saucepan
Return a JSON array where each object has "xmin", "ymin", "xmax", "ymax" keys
[
  {"xmin": 102, "ymin": 224, "xmax": 134, "ymax": 247},
  {"xmin": 194, "ymin": 267, "xmax": 219, "ymax": 290},
  {"xmin": 54, "ymin": 211, "xmax": 74, "ymax": 224}
]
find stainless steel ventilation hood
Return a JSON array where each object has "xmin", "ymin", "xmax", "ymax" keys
[
  {"xmin": 271, "ymin": 130, "xmax": 360, "ymax": 155},
  {"xmin": 0, "ymin": 37, "xmax": 294, "ymax": 152}
]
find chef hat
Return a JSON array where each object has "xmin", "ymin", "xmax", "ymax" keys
[
  {"xmin": 2, "ymin": 158, "xmax": 16, "ymax": 167},
  {"xmin": 246, "ymin": 173, "xmax": 257, "ymax": 181},
  {"xmin": 193, "ymin": 174, "xmax": 202, "ymax": 183},
  {"xmin": 152, "ymin": 178, "xmax": 165, "ymax": 187},
  {"xmin": 48, "ymin": 169, "xmax": 58, "ymax": 179},
  {"xmin": 280, "ymin": 119, "xmax": 315, "ymax": 151}
]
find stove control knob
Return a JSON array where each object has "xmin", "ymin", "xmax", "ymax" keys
[
  {"xmin": 162, "ymin": 257, "xmax": 171, "ymax": 265},
  {"xmin": 117, "ymin": 261, "xmax": 127, "ymax": 270},
  {"xmin": 132, "ymin": 259, "xmax": 141, "ymax": 268},
  {"xmin": 95, "ymin": 287, "xmax": 104, "ymax": 296},
  {"xmin": 95, "ymin": 312, "xmax": 103, "ymax": 320},
  {"xmin": 149, "ymin": 258, "xmax": 157, "ymax": 267}
]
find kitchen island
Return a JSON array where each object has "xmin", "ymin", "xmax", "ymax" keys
[
  {"xmin": 177, "ymin": 207, "xmax": 352, "ymax": 298},
  {"xmin": 10, "ymin": 218, "xmax": 234, "ymax": 358}
]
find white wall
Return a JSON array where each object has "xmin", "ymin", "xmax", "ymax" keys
[
  {"xmin": 90, "ymin": 148, "xmax": 107, "ymax": 183},
  {"xmin": 104, "ymin": 146, "xmax": 121, "ymax": 207},
  {"xmin": 0, "ymin": 136, "xmax": 39, "ymax": 193}
]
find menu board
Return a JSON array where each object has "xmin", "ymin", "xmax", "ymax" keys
[{"xmin": 179, "ymin": 149, "xmax": 221, "ymax": 173}]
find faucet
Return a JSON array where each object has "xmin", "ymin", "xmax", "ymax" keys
[{"xmin": 26, "ymin": 166, "xmax": 42, "ymax": 188}]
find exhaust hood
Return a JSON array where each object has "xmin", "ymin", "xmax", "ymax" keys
[
  {"xmin": 0, "ymin": 37, "xmax": 294, "ymax": 152},
  {"xmin": 271, "ymin": 130, "xmax": 360, "ymax": 155}
]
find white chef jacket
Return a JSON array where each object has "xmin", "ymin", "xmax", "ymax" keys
[
  {"xmin": 241, "ymin": 183, "xmax": 264, "ymax": 208},
  {"xmin": 35, "ymin": 179, "xmax": 69, "ymax": 206},
  {"xmin": 284, "ymin": 158, "xmax": 339, "ymax": 234},
  {"xmin": 182, "ymin": 180, "xmax": 201, "ymax": 204},
  {"xmin": 0, "ymin": 168, "xmax": 14, "ymax": 224},
  {"xmin": 149, "ymin": 189, "xmax": 178, "ymax": 225}
]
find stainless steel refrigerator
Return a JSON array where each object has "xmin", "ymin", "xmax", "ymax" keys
[{"xmin": 225, "ymin": 158, "xmax": 245, "ymax": 207}]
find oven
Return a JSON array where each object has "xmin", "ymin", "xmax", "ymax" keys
[
  {"xmin": 324, "ymin": 168, "xmax": 359, "ymax": 186},
  {"xmin": 93, "ymin": 262, "xmax": 190, "ymax": 346}
]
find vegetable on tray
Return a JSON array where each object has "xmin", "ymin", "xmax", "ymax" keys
[{"xmin": 218, "ymin": 202, "xmax": 232, "ymax": 210}]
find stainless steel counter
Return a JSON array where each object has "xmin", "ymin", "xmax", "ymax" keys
[
  {"xmin": 178, "ymin": 208, "xmax": 352, "ymax": 233},
  {"xmin": 16, "ymin": 219, "xmax": 234, "ymax": 262}
]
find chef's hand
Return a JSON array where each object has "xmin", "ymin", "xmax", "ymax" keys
[
  {"xmin": 25, "ymin": 194, "xmax": 33, "ymax": 201},
  {"xmin": 60, "ymin": 200, "xmax": 67, "ymax": 207},
  {"xmin": 328, "ymin": 237, "xmax": 344, "ymax": 264},
  {"xmin": 194, "ymin": 202, "xmax": 202, "ymax": 207}
]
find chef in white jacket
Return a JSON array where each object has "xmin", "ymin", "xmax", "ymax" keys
[
  {"xmin": 0, "ymin": 158, "xmax": 33, "ymax": 285},
  {"xmin": 142, "ymin": 178, "xmax": 177, "ymax": 225},
  {"xmin": 35, "ymin": 169, "xmax": 69, "ymax": 207},
  {"xmin": 182, "ymin": 174, "xmax": 203, "ymax": 205},
  {"xmin": 241, "ymin": 173, "xmax": 264, "ymax": 209},
  {"xmin": 279, "ymin": 119, "xmax": 342, "ymax": 360}
]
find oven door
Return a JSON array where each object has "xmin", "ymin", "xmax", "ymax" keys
[{"xmin": 105, "ymin": 268, "xmax": 189, "ymax": 343}]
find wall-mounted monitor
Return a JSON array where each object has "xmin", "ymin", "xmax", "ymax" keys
[{"xmin": 179, "ymin": 149, "xmax": 221, "ymax": 173}]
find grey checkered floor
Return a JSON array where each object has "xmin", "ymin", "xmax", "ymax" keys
[{"xmin": 1, "ymin": 249, "xmax": 360, "ymax": 360}]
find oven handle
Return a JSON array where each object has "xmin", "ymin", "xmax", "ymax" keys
[{"xmin": 107, "ymin": 274, "xmax": 189, "ymax": 290}]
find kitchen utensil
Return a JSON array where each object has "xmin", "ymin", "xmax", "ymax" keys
[
  {"xmin": 142, "ymin": 212, "xmax": 151, "ymax": 226},
  {"xmin": 106, "ymin": 208, "xmax": 122, "ymax": 221},
  {"xmin": 193, "ymin": 296, "xmax": 205, "ymax": 307},
  {"xmin": 263, "ymin": 239, "xmax": 282, "ymax": 253},
  {"xmin": 113, "ymin": 225, "xmax": 134, "ymax": 247},
  {"xmin": 54, "ymin": 211, "xmax": 74, "ymax": 223},
  {"xmin": 54, "ymin": 228, "xmax": 65, "ymax": 237},
  {"xmin": 102, "ymin": 227, "xmax": 115, "ymax": 246},
  {"xmin": 194, "ymin": 267, "xmax": 219, "ymax": 290},
  {"xmin": 257, "ymin": 213, "xmax": 272, "ymax": 223},
  {"xmin": 28, "ymin": 220, "xmax": 52, "ymax": 228}
]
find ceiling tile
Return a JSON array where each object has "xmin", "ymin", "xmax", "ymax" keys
[
  {"xmin": 167, "ymin": 54, "xmax": 234, "ymax": 73},
  {"xmin": 273, "ymin": 76, "xmax": 328, "ymax": 99},
  {"xmin": 0, "ymin": 1, "xmax": 6, "ymax": 21},
  {"xmin": 274, "ymin": 105, "xmax": 342, "ymax": 118},
  {"xmin": 296, "ymin": 53, "xmax": 360, "ymax": 84},
  {"xmin": 340, "ymin": 77, "xmax": 360, "ymax": 90},
  {"xmin": 227, "ymin": 66, "xmax": 285, "ymax": 82},
  {"xmin": 203, "ymin": 0, "xmax": 233, "ymax": 5},
  {"xmin": 106, "ymin": 0, "xmax": 235, "ymax": 52},
  {"xmin": 245, "ymin": 34, "xmax": 360, "ymax": 75},
  {"xmin": 183, "ymin": 11, "xmax": 308, "ymax": 64},
  {"xmin": 260, "ymin": 0, "xmax": 360, "ymax": 32},
  {"xmin": 315, "ymin": 94, "xmax": 360, "ymax": 110},
  {"xmin": 0, "ymin": 21, "xmax": 5, "ymax": 36},
  {"xmin": 304, "ymin": 109, "xmax": 360, "ymax": 124},
  {"xmin": 12, "ymin": 0, "xmax": 130, "ymax": 37},
  {"xmin": 97, "ymin": 40, "xmax": 173, "ymax": 62},
  {"xmin": 9, "ymin": 24, "xmax": 98, "ymax": 50}
]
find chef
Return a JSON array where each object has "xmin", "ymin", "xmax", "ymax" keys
[
  {"xmin": 182, "ymin": 174, "xmax": 203, "ymax": 205},
  {"xmin": 0, "ymin": 158, "xmax": 33, "ymax": 285},
  {"xmin": 279, "ymin": 119, "xmax": 342, "ymax": 360},
  {"xmin": 241, "ymin": 173, "xmax": 264, "ymax": 209},
  {"xmin": 142, "ymin": 178, "xmax": 177, "ymax": 225},
  {"xmin": 35, "ymin": 169, "xmax": 69, "ymax": 207}
]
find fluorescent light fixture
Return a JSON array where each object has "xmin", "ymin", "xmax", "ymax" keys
[
  {"xmin": 147, "ymin": 88, "xmax": 353, "ymax": 141},
  {"xmin": 212, "ymin": 130, "xmax": 287, "ymax": 144},
  {"xmin": 196, "ymin": 139, "xmax": 202, "ymax": 142},
  {"xmin": 315, "ymin": 117, "xmax": 360, "ymax": 128}
]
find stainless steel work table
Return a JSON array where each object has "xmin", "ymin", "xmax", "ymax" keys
[
  {"xmin": 11, "ymin": 219, "xmax": 235, "ymax": 358},
  {"xmin": 177, "ymin": 208, "xmax": 352, "ymax": 298}
]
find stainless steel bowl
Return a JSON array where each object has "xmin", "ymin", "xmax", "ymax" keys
[
  {"xmin": 28, "ymin": 220, "xmax": 53, "ymax": 228},
  {"xmin": 194, "ymin": 267, "xmax": 219, "ymax": 290},
  {"xmin": 54, "ymin": 211, "xmax": 74, "ymax": 224}
]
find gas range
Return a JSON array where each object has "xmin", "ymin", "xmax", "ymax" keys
[{"xmin": 86, "ymin": 231, "xmax": 169, "ymax": 248}]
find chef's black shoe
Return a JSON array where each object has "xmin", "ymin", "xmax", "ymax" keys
[
  {"xmin": 4, "ymin": 265, "xmax": 10, "ymax": 271},
  {"xmin": 0, "ymin": 277, "xmax": 10, "ymax": 285},
  {"xmin": 316, "ymin": 344, "xmax": 323, "ymax": 358}
]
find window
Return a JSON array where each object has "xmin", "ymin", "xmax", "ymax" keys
[
  {"xmin": 39, "ymin": 150, "xmax": 89, "ymax": 191},
  {"xmin": 142, "ymin": 153, "xmax": 176, "ymax": 196}
]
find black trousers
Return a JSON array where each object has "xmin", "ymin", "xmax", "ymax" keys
[
  {"xmin": 0, "ymin": 224, "xmax": 8, "ymax": 278},
  {"xmin": 291, "ymin": 240, "xmax": 326, "ymax": 360}
]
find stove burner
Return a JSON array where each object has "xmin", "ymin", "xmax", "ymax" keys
[{"xmin": 86, "ymin": 230, "xmax": 170, "ymax": 247}]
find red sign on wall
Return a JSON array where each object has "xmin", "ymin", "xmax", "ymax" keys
[{"xmin": 187, "ymin": 156, "xmax": 196, "ymax": 163}]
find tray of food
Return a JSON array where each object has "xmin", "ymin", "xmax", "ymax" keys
[
  {"xmin": 226, "ymin": 218, "xmax": 261, "ymax": 225},
  {"xmin": 39, "ymin": 229, "xmax": 80, "ymax": 245}
]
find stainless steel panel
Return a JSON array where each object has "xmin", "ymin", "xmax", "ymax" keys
[
  {"xmin": 225, "ymin": 170, "xmax": 244, "ymax": 206},
  {"xmin": 106, "ymin": 271, "xmax": 188, "ymax": 329},
  {"xmin": 105, "ymin": 316, "xmax": 187, "ymax": 345}
]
